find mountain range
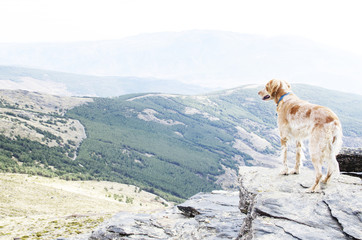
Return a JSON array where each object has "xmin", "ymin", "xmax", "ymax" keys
[
  {"xmin": 0, "ymin": 65, "xmax": 211, "ymax": 96},
  {"xmin": 1, "ymin": 30, "xmax": 362, "ymax": 94}
]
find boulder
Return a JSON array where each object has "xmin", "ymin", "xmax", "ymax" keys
[
  {"xmin": 237, "ymin": 166, "xmax": 362, "ymax": 240},
  {"xmin": 337, "ymin": 148, "xmax": 362, "ymax": 176}
]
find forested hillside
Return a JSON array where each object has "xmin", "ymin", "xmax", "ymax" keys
[
  {"xmin": 66, "ymin": 84, "xmax": 362, "ymax": 201},
  {"xmin": 1, "ymin": 85, "xmax": 362, "ymax": 202}
]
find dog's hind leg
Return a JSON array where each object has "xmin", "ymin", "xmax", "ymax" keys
[
  {"xmin": 280, "ymin": 137, "xmax": 289, "ymax": 175},
  {"xmin": 322, "ymin": 157, "xmax": 338, "ymax": 184},
  {"xmin": 322, "ymin": 129, "xmax": 341, "ymax": 184},
  {"xmin": 290, "ymin": 140, "xmax": 302, "ymax": 174},
  {"xmin": 307, "ymin": 135, "xmax": 323, "ymax": 193},
  {"xmin": 306, "ymin": 157, "xmax": 323, "ymax": 193},
  {"xmin": 322, "ymin": 148, "xmax": 340, "ymax": 184}
]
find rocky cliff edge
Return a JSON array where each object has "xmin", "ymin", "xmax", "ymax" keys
[
  {"xmin": 69, "ymin": 166, "xmax": 361, "ymax": 240},
  {"xmin": 237, "ymin": 166, "xmax": 361, "ymax": 240}
]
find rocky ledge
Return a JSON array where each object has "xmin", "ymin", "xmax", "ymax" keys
[
  {"xmin": 69, "ymin": 166, "xmax": 361, "ymax": 240},
  {"xmin": 71, "ymin": 190, "xmax": 243, "ymax": 240},
  {"xmin": 237, "ymin": 166, "xmax": 362, "ymax": 240}
]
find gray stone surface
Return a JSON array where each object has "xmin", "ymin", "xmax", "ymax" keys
[
  {"xmin": 81, "ymin": 191, "xmax": 243, "ymax": 240},
  {"xmin": 237, "ymin": 166, "xmax": 362, "ymax": 240},
  {"xmin": 68, "ymin": 163, "xmax": 361, "ymax": 240}
]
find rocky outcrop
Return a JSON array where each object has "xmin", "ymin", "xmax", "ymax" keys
[
  {"xmin": 68, "ymin": 163, "xmax": 361, "ymax": 240},
  {"xmin": 73, "ymin": 191, "xmax": 243, "ymax": 240},
  {"xmin": 237, "ymin": 166, "xmax": 362, "ymax": 240},
  {"xmin": 337, "ymin": 148, "xmax": 362, "ymax": 176}
]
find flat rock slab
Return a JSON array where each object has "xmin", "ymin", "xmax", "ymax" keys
[
  {"xmin": 80, "ymin": 191, "xmax": 243, "ymax": 240},
  {"xmin": 237, "ymin": 166, "xmax": 362, "ymax": 240}
]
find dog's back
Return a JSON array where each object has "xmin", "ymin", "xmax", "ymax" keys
[
  {"xmin": 277, "ymin": 94, "xmax": 342, "ymax": 149},
  {"xmin": 278, "ymin": 94, "xmax": 342, "ymax": 174}
]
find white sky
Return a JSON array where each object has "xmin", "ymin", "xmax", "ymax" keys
[{"xmin": 1, "ymin": 0, "xmax": 362, "ymax": 55}]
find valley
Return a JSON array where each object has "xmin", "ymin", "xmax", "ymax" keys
[
  {"xmin": 1, "ymin": 84, "xmax": 361, "ymax": 203},
  {"xmin": 0, "ymin": 173, "xmax": 168, "ymax": 239}
]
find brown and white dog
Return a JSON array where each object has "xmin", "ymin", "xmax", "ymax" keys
[{"xmin": 258, "ymin": 79, "xmax": 342, "ymax": 192}]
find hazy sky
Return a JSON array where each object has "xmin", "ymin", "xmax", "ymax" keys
[{"xmin": 1, "ymin": 0, "xmax": 362, "ymax": 56}]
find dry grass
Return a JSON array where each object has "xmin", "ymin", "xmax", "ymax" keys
[{"xmin": 0, "ymin": 173, "xmax": 169, "ymax": 240}]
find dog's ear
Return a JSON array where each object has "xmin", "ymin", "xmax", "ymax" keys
[
  {"xmin": 266, "ymin": 79, "xmax": 275, "ymax": 93},
  {"xmin": 284, "ymin": 80, "xmax": 291, "ymax": 90},
  {"xmin": 268, "ymin": 79, "xmax": 281, "ymax": 98}
]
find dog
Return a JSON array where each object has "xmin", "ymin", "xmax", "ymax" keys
[{"xmin": 258, "ymin": 79, "xmax": 342, "ymax": 192}]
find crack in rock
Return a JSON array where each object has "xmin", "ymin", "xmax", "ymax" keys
[
  {"xmin": 236, "ymin": 178, "xmax": 257, "ymax": 240},
  {"xmin": 275, "ymin": 224, "xmax": 303, "ymax": 240},
  {"xmin": 323, "ymin": 200, "xmax": 360, "ymax": 240},
  {"xmin": 255, "ymin": 208, "xmax": 314, "ymax": 228}
]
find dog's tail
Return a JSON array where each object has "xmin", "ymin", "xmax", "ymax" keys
[
  {"xmin": 328, "ymin": 122, "xmax": 343, "ymax": 176},
  {"xmin": 332, "ymin": 124, "xmax": 343, "ymax": 157}
]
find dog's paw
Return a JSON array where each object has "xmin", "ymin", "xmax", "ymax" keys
[
  {"xmin": 321, "ymin": 176, "xmax": 331, "ymax": 185},
  {"xmin": 279, "ymin": 169, "xmax": 289, "ymax": 175},
  {"xmin": 289, "ymin": 169, "xmax": 300, "ymax": 175},
  {"xmin": 305, "ymin": 186, "xmax": 321, "ymax": 193}
]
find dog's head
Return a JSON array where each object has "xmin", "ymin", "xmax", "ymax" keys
[{"xmin": 258, "ymin": 79, "xmax": 291, "ymax": 103}]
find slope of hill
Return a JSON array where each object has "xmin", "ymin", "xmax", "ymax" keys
[
  {"xmin": 1, "ymin": 85, "xmax": 361, "ymax": 202},
  {"xmin": 1, "ymin": 30, "xmax": 362, "ymax": 94},
  {"xmin": 0, "ymin": 65, "xmax": 211, "ymax": 96},
  {"xmin": 0, "ymin": 173, "xmax": 168, "ymax": 239}
]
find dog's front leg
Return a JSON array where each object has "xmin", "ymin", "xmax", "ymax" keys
[
  {"xmin": 280, "ymin": 137, "xmax": 289, "ymax": 175},
  {"xmin": 290, "ymin": 141, "xmax": 302, "ymax": 174}
]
